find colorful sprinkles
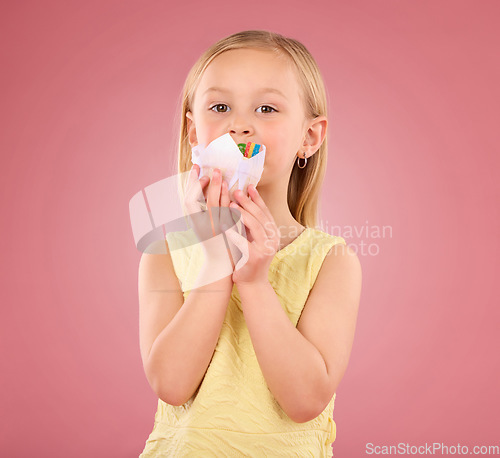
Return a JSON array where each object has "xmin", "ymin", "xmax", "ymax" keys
[{"xmin": 238, "ymin": 142, "xmax": 261, "ymax": 158}]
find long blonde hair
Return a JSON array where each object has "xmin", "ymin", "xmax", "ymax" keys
[{"xmin": 176, "ymin": 30, "xmax": 328, "ymax": 228}]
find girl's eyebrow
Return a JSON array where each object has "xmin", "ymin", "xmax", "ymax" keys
[
  {"xmin": 203, "ymin": 86, "xmax": 287, "ymax": 99},
  {"xmin": 203, "ymin": 87, "xmax": 230, "ymax": 95}
]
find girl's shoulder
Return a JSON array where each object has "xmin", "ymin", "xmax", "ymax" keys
[
  {"xmin": 307, "ymin": 226, "xmax": 347, "ymax": 248},
  {"xmin": 304, "ymin": 227, "xmax": 351, "ymax": 283}
]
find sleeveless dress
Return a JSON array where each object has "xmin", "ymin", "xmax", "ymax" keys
[{"xmin": 140, "ymin": 226, "xmax": 346, "ymax": 457}]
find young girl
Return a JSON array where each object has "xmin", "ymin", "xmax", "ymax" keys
[{"xmin": 138, "ymin": 30, "xmax": 362, "ymax": 457}]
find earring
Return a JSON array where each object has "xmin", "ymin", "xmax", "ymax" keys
[{"xmin": 297, "ymin": 152, "xmax": 307, "ymax": 169}]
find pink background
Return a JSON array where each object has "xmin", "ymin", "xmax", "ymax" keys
[{"xmin": 1, "ymin": 1, "xmax": 499, "ymax": 456}]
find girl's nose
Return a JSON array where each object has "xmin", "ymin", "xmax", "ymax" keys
[
  {"xmin": 230, "ymin": 127, "xmax": 251, "ymax": 135},
  {"xmin": 229, "ymin": 116, "xmax": 254, "ymax": 136}
]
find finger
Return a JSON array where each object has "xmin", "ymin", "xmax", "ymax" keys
[
  {"xmin": 206, "ymin": 168, "xmax": 222, "ymax": 210},
  {"xmin": 220, "ymin": 180, "xmax": 230, "ymax": 208},
  {"xmin": 228, "ymin": 204, "xmax": 251, "ymax": 241},
  {"xmin": 186, "ymin": 164, "xmax": 203, "ymax": 192},
  {"xmin": 247, "ymin": 185, "xmax": 274, "ymax": 223},
  {"xmin": 204, "ymin": 169, "xmax": 224, "ymax": 236},
  {"xmin": 201, "ymin": 176, "xmax": 210, "ymax": 202},
  {"xmin": 228, "ymin": 205, "xmax": 243, "ymax": 232},
  {"xmin": 233, "ymin": 189, "xmax": 275, "ymax": 240},
  {"xmin": 224, "ymin": 227, "xmax": 250, "ymax": 271},
  {"xmin": 220, "ymin": 180, "xmax": 234, "ymax": 231},
  {"xmin": 229, "ymin": 201, "xmax": 267, "ymax": 246},
  {"xmin": 184, "ymin": 166, "xmax": 209, "ymax": 214},
  {"xmin": 186, "ymin": 174, "xmax": 209, "ymax": 206},
  {"xmin": 247, "ymin": 184, "xmax": 280, "ymax": 242}
]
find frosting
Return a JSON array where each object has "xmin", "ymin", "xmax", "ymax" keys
[{"xmin": 238, "ymin": 142, "xmax": 262, "ymax": 158}]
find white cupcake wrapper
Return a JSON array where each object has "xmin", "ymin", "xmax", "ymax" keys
[{"xmin": 191, "ymin": 133, "xmax": 266, "ymax": 195}]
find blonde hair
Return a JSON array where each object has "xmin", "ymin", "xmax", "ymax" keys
[{"xmin": 176, "ymin": 30, "xmax": 328, "ymax": 228}]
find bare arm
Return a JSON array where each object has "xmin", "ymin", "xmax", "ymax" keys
[
  {"xmin": 238, "ymin": 243, "xmax": 362, "ymax": 423},
  {"xmin": 139, "ymin": 240, "xmax": 233, "ymax": 406}
]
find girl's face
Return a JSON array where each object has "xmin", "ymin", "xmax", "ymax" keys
[{"xmin": 186, "ymin": 48, "xmax": 311, "ymax": 186}]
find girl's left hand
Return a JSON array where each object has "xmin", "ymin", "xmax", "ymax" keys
[{"xmin": 223, "ymin": 185, "xmax": 280, "ymax": 285}]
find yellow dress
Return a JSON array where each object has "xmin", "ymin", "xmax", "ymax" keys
[{"xmin": 140, "ymin": 226, "xmax": 346, "ymax": 457}]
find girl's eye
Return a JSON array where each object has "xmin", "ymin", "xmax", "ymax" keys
[
  {"xmin": 256, "ymin": 105, "xmax": 277, "ymax": 114},
  {"xmin": 211, "ymin": 104, "xmax": 230, "ymax": 113}
]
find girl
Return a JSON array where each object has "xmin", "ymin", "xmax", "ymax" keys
[{"xmin": 138, "ymin": 30, "xmax": 362, "ymax": 457}]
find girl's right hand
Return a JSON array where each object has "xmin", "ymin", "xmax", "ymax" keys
[{"xmin": 184, "ymin": 164, "xmax": 236, "ymax": 261}]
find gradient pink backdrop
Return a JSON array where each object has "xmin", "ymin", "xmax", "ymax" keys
[{"xmin": 1, "ymin": 1, "xmax": 498, "ymax": 456}]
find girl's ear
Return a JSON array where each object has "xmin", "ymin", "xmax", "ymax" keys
[
  {"xmin": 186, "ymin": 111, "xmax": 198, "ymax": 147},
  {"xmin": 303, "ymin": 116, "xmax": 327, "ymax": 156}
]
